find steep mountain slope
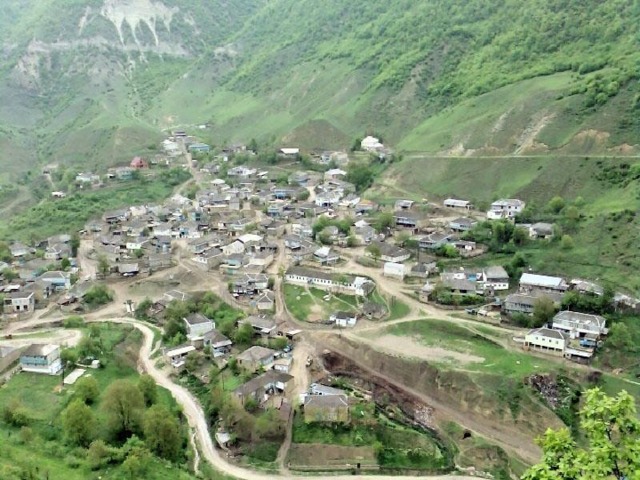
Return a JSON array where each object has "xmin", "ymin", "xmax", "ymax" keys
[{"xmin": 0, "ymin": 0, "xmax": 639, "ymax": 180}]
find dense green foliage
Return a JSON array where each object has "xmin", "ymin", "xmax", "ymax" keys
[
  {"xmin": 0, "ymin": 324, "xmax": 194, "ymax": 480},
  {"xmin": 524, "ymin": 388, "xmax": 640, "ymax": 480}
]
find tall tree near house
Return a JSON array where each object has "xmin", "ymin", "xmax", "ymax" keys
[
  {"xmin": 97, "ymin": 255, "xmax": 110, "ymax": 276},
  {"xmin": 102, "ymin": 380, "xmax": 145, "ymax": 439},
  {"xmin": 532, "ymin": 297, "xmax": 557, "ymax": 327},
  {"xmin": 523, "ymin": 388, "xmax": 640, "ymax": 480},
  {"xmin": 143, "ymin": 405, "xmax": 182, "ymax": 461},
  {"xmin": 62, "ymin": 400, "xmax": 97, "ymax": 446},
  {"xmin": 366, "ymin": 243, "xmax": 381, "ymax": 263}
]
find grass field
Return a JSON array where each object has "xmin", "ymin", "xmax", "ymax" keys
[
  {"xmin": 283, "ymin": 285, "xmax": 360, "ymax": 322},
  {"xmin": 378, "ymin": 319, "xmax": 640, "ymax": 401}
]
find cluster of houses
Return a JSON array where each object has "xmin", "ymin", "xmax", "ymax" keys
[{"xmin": 1, "ymin": 235, "xmax": 77, "ymax": 315}]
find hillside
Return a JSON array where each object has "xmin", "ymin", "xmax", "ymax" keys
[{"xmin": 0, "ymin": 0, "xmax": 638, "ymax": 224}]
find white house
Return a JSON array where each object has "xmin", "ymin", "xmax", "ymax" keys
[
  {"xmin": 165, "ymin": 344, "xmax": 196, "ymax": 368},
  {"xmin": 487, "ymin": 199, "xmax": 526, "ymax": 220},
  {"xmin": 331, "ymin": 311, "xmax": 358, "ymax": 328},
  {"xmin": 361, "ymin": 136, "xmax": 384, "ymax": 151},
  {"xmin": 552, "ymin": 311, "xmax": 608, "ymax": 339},
  {"xmin": 20, "ymin": 344, "xmax": 62, "ymax": 375},
  {"xmin": 285, "ymin": 267, "xmax": 374, "ymax": 296},
  {"xmin": 444, "ymin": 198, "xmax": 473, "ymax": 209},
  {"xmin": 524, "ymin": 327, "xmax": 568, "ymax": 354},
  {"xmin": 5, "ymin": 291, "xmax": 35, "ymax": 313},
  {"xmin": 183, "ymin": 313, "xmax": 215, "ymax": 340},
  {"xmin": 383, "ymin": 262, "xmax": 406, "ymax": 280},
  {"xmin": 481, "ymin": 266, "xmax": 510, "ymax": 291},
  {"xmin": 222, "ymin": 240, "xmax": 245, "ymax": 255}
]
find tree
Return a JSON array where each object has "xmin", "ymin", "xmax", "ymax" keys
[
  {"xmin": 70, "ymin": 233, "xmax": 81, "ymax": 257},
  {"xmin": 513, "ymin": 227, "xmax": 528, "ymax": 246},
  {"xmin": 374, "ymin": 212, "xmax": 395, "ymax": 233},
  {"xmin": 547, "ymin": 196, "xmax": 566, "ymax": 214},
  {"xmin": 2, "ymin": 400, "xmax": 30, "ymax": 427},
  {"xmin": 533, "ymin": 297, "xmax": 557, "ymax": 327},
  {"xmin": 346, "ymin": 235, "xmax": 357, "ymax": 247},
  {"xmin": 560, "ymin": 234, "xmax": 575, "ymax": 250},
  {"xmin": 523, "ymin": 388, "xmax": 640, "ymax": 480},
  {"xmin": 62, "ymin": 399, "xmax": 96, "ymax": 446},
  {"xmin": 143, "ymin": 405, "xmax": 182, "ymax": 461},
  {"xmin": 102, "ymin": 380, "xmax": 145, "ymax": 438},
  {"xmin": 75, "ymin": 376, "xmax": 99, "ymax": 404},
  {"xmin": 234, "ymin": 322, "xmax": 254, "ymax": 345},
  {"xmin": 248, "ymin": 138, "xmax": 258, "ymax": 153},
  {"xmin": 365, "ymin": 244, "xmax": 381, "ymax": 262},
  {"xmin": 346, "ymin": 164, "xmax": 375, "ymax": 192},
  {"xmin": 138, "ymin": 374, "xmax": 158, "ymax": 406},
  {"xmin": 606, "ymin": 323, "xmax": 633, "ymax": 352},
  {"xmin": 97, "ymin": 255, "xmax": 110, "ymax": 276},
  {"xmin": 83, "ymin": 284, "xmax": 113, "ymax": 307},
  {"xmin": 134, "ymin": 298, "xmax": 152, "ymax": 320}
]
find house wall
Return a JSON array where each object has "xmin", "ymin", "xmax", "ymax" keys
[
  {"xmin": 187, "ymin": 321, "xmax": 214, "ymax": 339},
  {"xmin": 524, "ymin": 334, "xmax": 565, "ymax": 352}
]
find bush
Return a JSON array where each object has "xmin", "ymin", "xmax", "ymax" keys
[
  {"xmin": 83, "ymin": 285, "xmax": 113, "ymax": 307},
  {"xmin": 63, "ymin": 316, "xmax": 85, "ymax": 328}
]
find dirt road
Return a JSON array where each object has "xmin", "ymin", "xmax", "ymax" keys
[{"xmin": 96, "ymin": 317, "xmax": 477, "ymax": 480}]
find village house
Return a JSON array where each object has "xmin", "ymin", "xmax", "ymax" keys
[
  {"xmin": 234, "ymin": 370, "xmax": 294, "ymax": 405},
  {"xmin": 503, "ymin": 291, "xmax": 563, "ymax": 316},
  {"xmin": 369, "ymin": 242, "xmax": 410, "ymax": 263},
  {"xmin": 130, "ymin": 156, "xmax": 148, "ymax": 169},
  {"xmin": 408, "ymin": 260, "xmax": 438, "ymax": 279},
  {"xmin": 361, "ymin": 136, "xmax": 383, "ymax": 151},
  {"xmin": 304, "ymin": 394, "xmax": 350, "ymax": 423},
  {"xmin": 449, "ymin": 217, "xmax": 478, "ymax": 232},
  {"xmin": 487, "ymin": 199, "xmax": 526, "ymax": 220},
  {"xmin": 239, "ymin": 315, "xmax": 277, "ymax": 336},
  {"xmin": 236, "ymin": 346, "xmax": 278, "ymax": 372},
  {"xmin": 480, "ymin": 266, "xmax": 510, "ymax": 291},
  {"xmin": 524, "ymin": 327, "xmax": 568, "ymax": 355},
  {"xmin": 38, "ymin": 271, "xmax": 72, "ymax": 291},
  {"xmin": 10, "ymin": 242, "xmax": 29, "ymax": 258},
  {"xmin": 203, "ymin": 330, "xmax": 233, "ymax": 357},
  {"xmin": 519, "ymin": 273, "xmax": 569, "ymax": 294},
  {"xmin": 417, "ymin": 232, "xmax": 454, "ymax": 250},
  {"xmin": 552, "ymin": 311, "xmax": 608, "ymax": 339},
  {"xmin": 183, "ymin": 313, "xmax": 215, "ymax": 340},
  {"xmin": 255, "ymin": 291, "xmax": 276, "ymax": 311},
  {"xmin": 383, "ymin": 262, "xmax": 406, "ymax": 280},
  {"xmin": 20, "ymin": 344, "xmax": 62, "ymax": 375},
  {"xmin": 331, "ymin": 311, "xmax": 358, "ymax": 328},
  {"xmin": 4, "ymin": 291, "xmax": 35, "ymax": 313},
  {"xmin": 443, "ymin": 198, "xmax": 473, "ymax": 210},
  {"xmin": 324, "ymin": 169, "xmax": 347, "ymax": 181},
  {"xmin": 393, "ymin": 211, "xmax": 425, "ymax": 229},
  {"xmin": 165, "ymin": 344, "xmax": 196, "ymax": 368},
  {"xmin": 313, "ymin": 246, "xmax": 340, "ymax": 265},
  {"xmin": 529, "ymin": 222, "xmax": 555, "ymax": 239},
  {"xmin": 273, "ymin": 356, "xmax": 293, "ymax": 373},
  {"xmin": 285, "ymin": 267, "xmax": 375, "ymax": 296}
]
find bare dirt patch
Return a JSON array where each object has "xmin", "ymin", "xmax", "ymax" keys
[
  {"xmin": 288, "ymin": 443, "xmax": 377, "ymax": 469},
  {"xmin": 366, "ymin": 334, "xmax": 485, "ymax": 365}
]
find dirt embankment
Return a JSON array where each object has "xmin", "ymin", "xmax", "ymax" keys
[{"xmin": 319, "ymin": 335, "xmax": 562, "ymax": 465}]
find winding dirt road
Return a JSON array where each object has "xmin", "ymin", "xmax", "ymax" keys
[{"xmin": 104, "ymin": 317, "xmax": 475, "ymax": 480}]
